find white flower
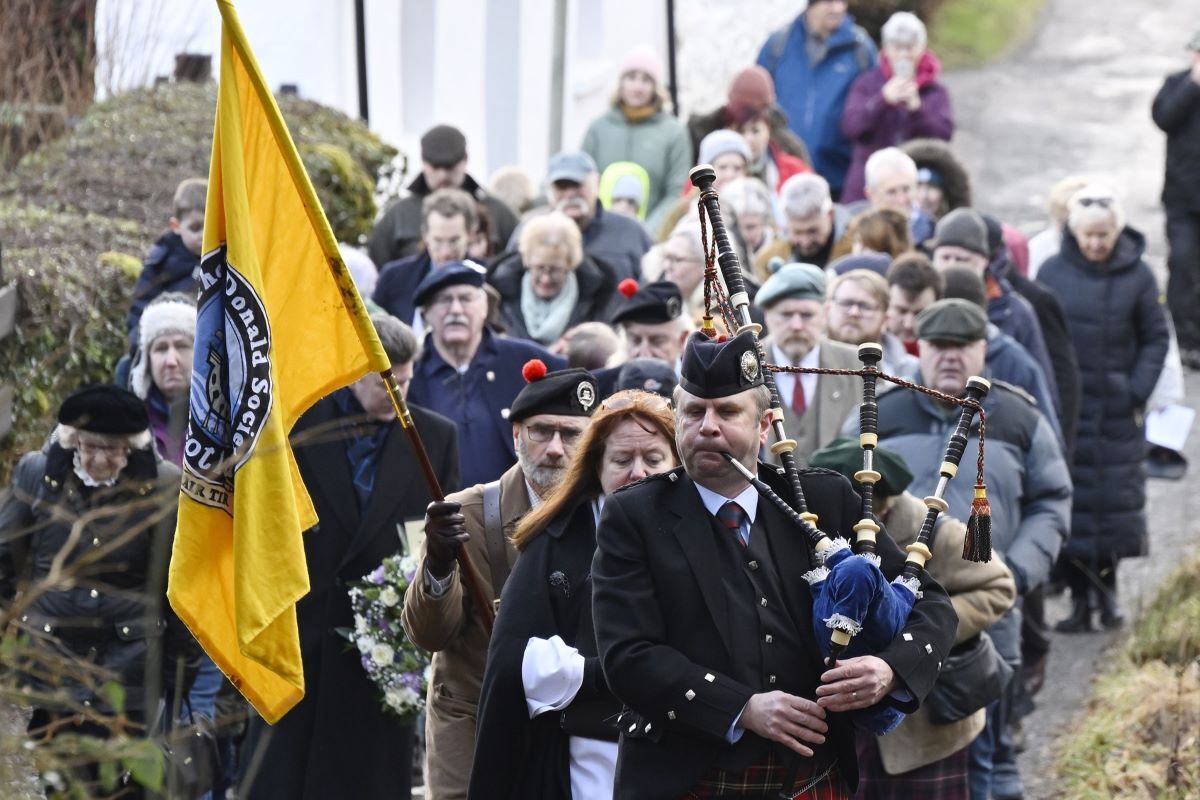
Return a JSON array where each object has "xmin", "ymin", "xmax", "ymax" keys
[
  {"xmin": 385, "ymin": 685, "xmax": 419, "ymax": 712},
  {"xmin": 379, "ymin": 586, "xmax": 400, "ymax": 607},
  {"xmin": 371, "ymin": 643, "xmax": 395, "ymax": 667},
  {"xmin": 354, "ymin": 614, "xmax": 370, "ymax": 635},
  {"xmin": 357, "ymin": 636, "xmax": 375, "ymax": 655}
]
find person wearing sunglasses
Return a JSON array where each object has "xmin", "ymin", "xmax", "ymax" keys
[
  {"xmin": 404, "ymin": 364, "xmax": 596, "ymax": 800},
  {"xmin": 470, "ymin": 390, "xmax": 679, "ymax": 798},
  {"xmin": 1037, "ymin": 185, "xmax": 1169, "ymax": 635}
]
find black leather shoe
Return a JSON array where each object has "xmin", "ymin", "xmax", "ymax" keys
[{"xmin": 1055, "ymin": 596, "xmax": 1094, "ymax": 633}]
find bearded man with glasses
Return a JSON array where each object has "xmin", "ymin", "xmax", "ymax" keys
[{"xmin": 404, "ymin": 364, "xmax": 597, "ymax": 800}]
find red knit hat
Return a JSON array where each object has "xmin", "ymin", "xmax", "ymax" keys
[{"xmin": 726, "ymin": 66, "xmax": 776, "ymax": 124}]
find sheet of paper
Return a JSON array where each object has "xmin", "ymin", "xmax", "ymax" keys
[
  {"xmin": 399, "ymin": 518, "xmax": 426, "ymax": 559},
  {"xmin": 1145, "ymin": 404, "xmax": 1195, "ymax": 452}
]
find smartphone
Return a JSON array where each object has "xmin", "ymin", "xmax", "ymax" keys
[{"xmin": 893, "ymin": 58, "xmax": 915, "ymax": 80}]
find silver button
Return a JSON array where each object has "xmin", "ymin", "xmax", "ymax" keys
[
  {"xmin": 89, "ymin": 589, "xmax": 99, "ymax": 599},
  {"xmin": 764, "ymin": 634, "xmax": 773, "ymax": 644},
  {"xmin": 704, "ymin": 673, "xmax": 715, "ymax": 683},
  {"xmin": 768, "ymin": 674, "xmax": 777, "ymax": 684},
  {"xmin": 486, "ymin": 370, "xmax": 496, "ymax": 382},
  {"xmin": 685, "ymin": 689, "xmax": 696, "ymax": 701},
  {"xmin": 925, "ymin": 643, "xmax": 933, "ymax": 654},
  {"xmin": 43, "ymin": 624, "xmax": 51, "ymax": 633},
  {"xmin": 92, "ymin": 537, "xmax": 101, "ymax": 547},
  {"xmin": 121, "ymin": 626, "xmax": 130, "ymax": 635},
  {"xmin": 903, "ymin": 632, "xmax": 913, "ymax": 641},
  {"xmin": 760, "ymin": 597, "xmax": 768, "ymax": 607},
  {"xmin": 748, "ymin": 561, "xmax": 759, "ymax": 571},
  {"xmin": 667, "ymin": 710, "xmax": 676, "ymax": 720},
  {"xmin": 644, "ymin": 722, "xmax": 652, "ymax": 733},
  {"xmin": 628, "ymin": 723, "xmax": 637, "ymax": 733}
]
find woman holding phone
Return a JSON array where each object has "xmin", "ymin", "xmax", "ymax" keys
[{"xmin": 840, "ymin": 11, "xmax": 954, "ymax": 203}]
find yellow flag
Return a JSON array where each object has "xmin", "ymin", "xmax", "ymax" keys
[{"xmin": 167, "ymin": 0, "xmax": 390, "ymax": 724}]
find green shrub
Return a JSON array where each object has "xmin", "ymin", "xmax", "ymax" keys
[{"xmin": 851, "ymin": 0, "xmax": 948, "ymax": 42}]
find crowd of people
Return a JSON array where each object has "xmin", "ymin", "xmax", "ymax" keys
[{"xmin": 2, "ymin": 3, "xmax": 1198, "ymax": 799}]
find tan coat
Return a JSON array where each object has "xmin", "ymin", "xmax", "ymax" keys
[
  {"xmin": 876, "ymin": 490, "xmax": 1017, "ymax": 775},
  {"xmin": 764, "ymin": 337, "xmax": 861, "ymax": 465},
  {"xmin": 401, "ymin": 463, "xmax": 530, "ymax": 800}
]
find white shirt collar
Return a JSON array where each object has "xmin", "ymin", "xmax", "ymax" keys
[{"xmin": 693, "ymin": 478, "xmax": 760, "ymax": 524}]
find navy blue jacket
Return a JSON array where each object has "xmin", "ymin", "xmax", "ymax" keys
[
  {"xmin": 127, "ymin": 231, "xmax": 200, "ymax": 346},
  {"xmin": 1037, "ymin": 228, "xmax": 1169, "ymax": 561},
  {"xmin": 757, "ymin": 13, "xmax": 876, "ymax": 193},
  {"xmin": 407, "ymin": 329, "xmax": 567, "ymax": 488},
  {"xmin": 373, "ymin": 251, "xmax": 434, "ymax": 329}
]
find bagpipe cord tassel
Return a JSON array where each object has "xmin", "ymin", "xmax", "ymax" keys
[{"xmin": 964, "ymin": 484, "xmax": 992, "ymax": 563}]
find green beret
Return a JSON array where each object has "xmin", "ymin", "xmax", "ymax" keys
[
  {"xmin": 754, "ymin": 262, "xmax": 826, "ymax": 308},
  {"xmin": 808, "ymin": 437, "xmax": 914, "ymax": 498},
  {"xmin": 915, "ymin": 298, "xmax": 987, "ymax": 344}
]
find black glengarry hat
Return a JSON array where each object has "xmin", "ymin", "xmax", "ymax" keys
[
  {"xmin": 58, "ymin": 385, "xmax": 149, "ymax": 434},
  {"xmin": 679, "ymin": 330, "xmax": 764, "ymax": 399},
  {"xmin": 509, "ymin": 360, "xmax": 599, "ymax": 422},
  {"xmin": 610, "ymin": 280, "xmax": 683, "ymax": 326}
]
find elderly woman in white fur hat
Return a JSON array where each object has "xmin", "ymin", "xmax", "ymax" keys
[{"xmin": 129, "ymin": 291, "xmax": 196, "ymax": 466}]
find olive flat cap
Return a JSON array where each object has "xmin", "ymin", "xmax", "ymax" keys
[
  {"xmin": 809, "ymin": 437, "xmax": 914, "ymax": 498},
  {"xmin": 915, "ymin": 298, "xmax": 988, "ymax": 344},
  {"xmin": 754, "ymin": 262, "xmax": 826, "ymax": 308}
]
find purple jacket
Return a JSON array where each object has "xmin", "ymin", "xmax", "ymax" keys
[{"xmin": 840, "ymin": 55, "xmax": 954, "ymax": 202}]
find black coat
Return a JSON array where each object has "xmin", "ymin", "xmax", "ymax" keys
[
  {"xmin": 469, "ymin": 499, "xmax": 620, "ymax": 799},
  {"xmin": 1152, "ymin": 69, "xmax": 1200, "ymax": 212},
  {"xmin": 591, "ymin": 464, "xmax": 957, "ymax": 799},
  {"xmin": 1037, "ymin": 228, "xmax": 1169, "ymax": 560},
  {"xmin": 488, "ymin": 250, "xmax": 620, "ymax": 346},
  {"xmin": 239, "ymin": 395, "xmax": 460, "ymax": 800},
  {"xmin": 0, "ymin": 443, "xmax": 197, "ymax": 716}
]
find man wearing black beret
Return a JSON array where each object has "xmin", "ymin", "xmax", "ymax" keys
[
  {"xmin": 592, "ymin": 331, "xmax": 957, "ymax": 798},
  {"xmin": 404, "ymin": 362, "xmax": 597, "ymax": 799}
]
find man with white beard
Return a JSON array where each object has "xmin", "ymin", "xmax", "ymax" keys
[
  {"xmin": 508, "ymin": 151, "xmax": 652, "ymax": 282},
  {"xmin": 404, "ymin": 364, "xmax": 598, "ymax": 800}
]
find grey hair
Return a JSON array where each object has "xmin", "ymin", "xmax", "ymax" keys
[
  {"xmin": 881, "ymin": 12, "xmax": 927, "ymax": 47},
  {"xmin": 1067, "ymin": 184, "xmax": 1126, "ymax": 233},
  {"xmin": 721, "ymin": 176, "xmax": 774, "ymax": 222},
  {"xmin": 865, "ymin": 147, "xmax": 918, "ymax": 191},
  {"xmin": 780, "ymin": 173, "xmax": 833, "ymax": 220},
  {"xmin": 668, "ymin": 223, "xmax": 706, "ymax": 260}
]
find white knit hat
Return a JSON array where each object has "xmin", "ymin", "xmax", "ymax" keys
[{"xmin": 130, "ymin": 294, "xmax": 197, "ymax": 399}]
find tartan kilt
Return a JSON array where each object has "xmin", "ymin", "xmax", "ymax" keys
[
  {"xmin": 683, "ymin": 752, "xmax": 848, "ymax": 799},
  {"xmin": 852, "ymin": 733, "xmax": 969, "ymax": 800}
]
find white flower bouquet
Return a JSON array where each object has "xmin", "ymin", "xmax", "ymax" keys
[{"xmin": 340, "ymin": 553, "xmax": 431, "ymax": 721}]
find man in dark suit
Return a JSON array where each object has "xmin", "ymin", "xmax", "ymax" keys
[
  {"xmin": 240, "ymin": 313, "xmax": 460, "ymax": 800},
  {"xmin": 592, "ymin": 330, "xmax": 957, "ymax": 798}
]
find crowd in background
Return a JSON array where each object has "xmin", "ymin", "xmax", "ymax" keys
[{"xmin": 3, "ymin": 2, "xmax": 1199, "ymax": 799}]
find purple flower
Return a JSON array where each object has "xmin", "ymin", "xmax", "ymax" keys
[
  {"xmin": 361, "ymin": 655, "xmax": 373, "ymax": 672},
  {"xmin": 369, "ymin": 565, "xmax": 386, "ymax": 584}
]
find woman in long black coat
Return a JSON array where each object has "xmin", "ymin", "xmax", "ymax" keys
[
  {"xmin": 1037, "ymin": 185, "xmax": 1169, "ymax": 631},
  {"xmin": 468, "ymin": 390, "xmax": 680, "ymax": 799}
]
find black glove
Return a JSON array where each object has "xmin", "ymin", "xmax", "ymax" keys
[{"xmin": 424, "ymin": 500, "xmax": 468, "ymax": 579}]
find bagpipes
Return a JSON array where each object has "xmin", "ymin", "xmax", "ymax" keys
[{"xmin": 689, "ymin": 166, "xmax": 993, "ymax": 747}]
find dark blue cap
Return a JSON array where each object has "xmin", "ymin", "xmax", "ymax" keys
[
  {"xmin": 610, "ymin": 280, "xmax": 684, "ymax": 326},
  {"xmin": 829, "ymin": 252, "xmax": 890, "ymax": 277},
  {"xmin": 679, "ymin": 329, "xmax": 764, "ymax": 399},
  {"xmin": 616, "ymin": 358, "xmax": 678, "ymax": 398},
  {"xmin": 413, "ymin": 260, "xmax": 488, "ymax": 308}
]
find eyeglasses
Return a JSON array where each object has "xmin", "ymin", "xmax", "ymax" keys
[
  {"xmin": 600, "ymin": 390, "xmax": 672, "ymax": 412},
  {"xmin": 1077, "ymin": 197, "xmax": 1113, "ymax": 208},
  {"xmin": 76, "ymin": 439, "xmax": 128, "ymax": 457},
  {"xmin": 832, "ymin": 298, "xmax": 882, "ymax": 315},
  {"xmin": 524, "ymin": 423, "xmax": 584, "ymax": 445},
  {"xmin": 428, "ymin": 290, "xmax": 483, "ymax": 310},
  {"xmin": 526, "ymin": 264, "xmax": 570, "ymax": 280}
]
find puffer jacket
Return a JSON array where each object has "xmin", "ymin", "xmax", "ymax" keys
[
  {"xmin": 0, "ymin": 441, "xmax": 199, "ymax": 714},
  {"xmin": 1037, "ymin": 227, "xmax": 1169, "ymax": 560},
  {"xmin": 864, "ymin": 382, "xmax": 1073, "ymax": 595},
  {"xmin": 581, "ymin": 104, "xmax": 692, "ymax": 225}
]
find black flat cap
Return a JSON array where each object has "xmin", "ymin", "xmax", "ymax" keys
[
  {"xmin": 915, "ymin": 298, "xmax": 988, "ymax": 344},
  {"xmin": 58, "ymin": 385, "xmax": 149, "ymax": 435},
  {"xmin": 616, "ymin": 358, "xmax": 678, "ymax": 398},
  {"xmin": 413, "ymin": 260, "xmax": 487, "ymax": 308},
  {"xmin": 679, "ymin": 330, "xmax": 764, "ymax": 399},
  {"xmin": 509, "ymin": 362, "xmax": 599, "ymax": 422},
  {"xmin": 420, "ymin": 125, "xmax": 467, "ymax": 166},
  {"xmin": 610, "ymin": 280, "xmax": 684, "ymax": 326},
  {"xmin": 809, "ymin": 437, "xmax": 914, "ymax": 498}
]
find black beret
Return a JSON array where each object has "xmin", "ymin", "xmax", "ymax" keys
[
  {"xmin": 509, "ymin": 362, "xmax": 599, "ymax": 422},
  {"xmin": 679, "ymin": 329, "xmax": 764, "ymax": 399},
  {"xmin": 413, "ymin": 260, "xmax": 487, "ymax": 308},
  {"xmin": 915, "ymin": 298, "xmax": 987, "ymax": 344},
  {"xmin": 616, "ymin": 358, "xmax": 678, "ymax": 398},
  {"xmin": 809, "ymin": 437, "xmax": 914, "ymax": 498},
  {"xmin": 610, "ymin": 280, "xmax": 684, "ymax": 326},
  {"xmin": 58, "ymin": 385, "xmax": 149, "ymax": 435}
]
